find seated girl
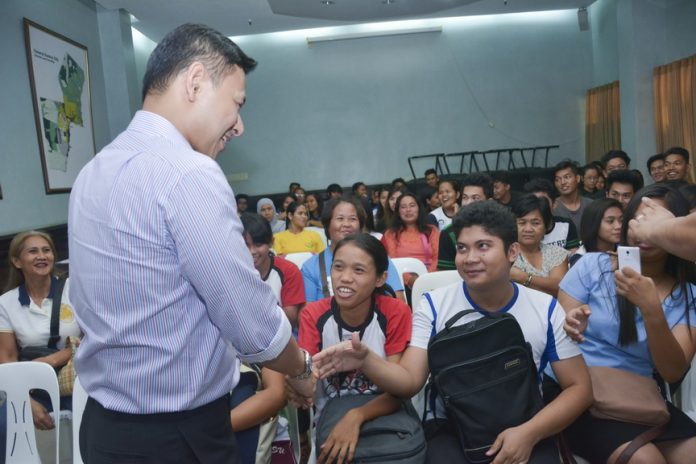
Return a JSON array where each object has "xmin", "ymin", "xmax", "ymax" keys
[
  {"xmin": 561, "ymin": 183, "xmax": 696, "ymax": 463},
  {"xmin": 381, "ymin": 193, "xmax": 440, "ymax": 275},
  {"xmin": 427, "ymin": 179, "xmax": 460, "ymax": 231},
  {"xmin": 242, "ymin": 213, "xmax": 305, "ymax": 329},
  {"xmin": 277, "ymin": 194, "xmax": 298, "ymax": 222},
  {"xmin": 510, "ymin": 194, "xmax": 568, "ymax": 297},
  {"xmin": 299, "ymin": 234, "xmax": 412, "ymax": 464},
  {"xmin": 274, "ymin": 202, "xmax": 326, "ymax": 255},
  {"xmin": 257, "ymin": 197, "xmax": 286, "ymax": 234},
  {"xmin": 306, "ymin": 193, "xmax": 323, "ymax": 228},
  {"xmin": 570, "ymin": 198, "xmax": 622, "ymax": 266}
]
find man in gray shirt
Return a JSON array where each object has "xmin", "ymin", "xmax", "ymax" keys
[{"xmin": 552, "ymin": 161, "xmax": 593, "ymax": 232}]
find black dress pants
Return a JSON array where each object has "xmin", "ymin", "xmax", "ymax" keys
[{"xmin": 80, "ymin": 396, "xmax": 239, "ymax": 464}]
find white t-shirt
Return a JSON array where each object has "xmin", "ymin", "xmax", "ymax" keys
[
  {"xmin": 428, "ymin": 207, "xmax": 454, "ymax": 231},
  {"xmin": 0, "ymin": 278, "xmax": 81, "ymax": 350},
  {"xmin": 411, "ymin": 280, "xmax": 580, "ymax": 419}
]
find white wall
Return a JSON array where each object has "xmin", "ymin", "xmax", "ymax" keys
[
  {"xmin": 0, "ymin": 0, "xmax": 111, "ymax": 236},
  {"xmin": 213, "ymin": 11, "xmax": 593, "ymax": 195}
]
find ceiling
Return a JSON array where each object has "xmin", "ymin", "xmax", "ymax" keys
[{"xmin": 94, "ymin": 0, "xmax": 596, "ymax": 42}]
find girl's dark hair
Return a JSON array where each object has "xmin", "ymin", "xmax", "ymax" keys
[
  {"xmin": 438, "ymin": 179, "xmax": 460, "ymax": 195},
  {"xmin": 277, "ymin": 194, "xmax": 297, "ymax": 212},
  {"xmin": 381, "ymin": 187, "xmax": 406, "ymax": 231},
  {"xmin": 285, "ymin": 201, "xmax": 305, "ymax": 228},
  {"xmin": 240, "ymin": 212, "xmax": 273, "ymax": 245},
  {"xmin": 333, "ymin": 233, "xmax": 389, "ymax": 276},
  {"xmin": 390, "ymin": 192, "xmax": 432, "ymax": 239},
  {"xmin": 321, "ymin": 197, "xmax": 367, "ymax": 238},
  {"xmin": 511, "ymin": 194, "xmax": 553, "ymax": 233},
  {"xmin": 580, "ymin": 198, "xmax": 623, "ymax": 252},
  {"xmin": 617, "ymin": 184, "xmax": 695, "ymax": 345},
  {"xmin": 306, "ymin": 193, "xmax": 322, "ymax": 218}
]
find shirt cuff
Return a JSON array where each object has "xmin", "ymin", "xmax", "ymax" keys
[{"xmin": 237, "ymin": 306, "xmax": 292, "ymax": 364}]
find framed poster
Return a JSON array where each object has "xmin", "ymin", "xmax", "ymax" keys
[{"xmin": 24, "ymin": 18, "xmax": 96, "ymax": 194}]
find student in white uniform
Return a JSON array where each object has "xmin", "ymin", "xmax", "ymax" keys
[{"xmin": 313, "ymin": 201, "xmax": 592, "ymax": 464}]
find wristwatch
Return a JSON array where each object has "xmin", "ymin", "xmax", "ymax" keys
[{"xmin": 291, "ymin": 348, "xmax": 313, "ymax": 380}]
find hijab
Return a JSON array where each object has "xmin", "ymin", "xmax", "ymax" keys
[{"xmin": 257, "ymin": 198, "xmax": 286, "ymax": 234}]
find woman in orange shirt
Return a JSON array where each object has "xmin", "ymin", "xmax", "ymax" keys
[{"xmin": 381, "ymin": 192, "xmax": 440, "ymax": 276}]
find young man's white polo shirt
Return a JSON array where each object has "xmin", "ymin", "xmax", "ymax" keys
[
  {"xmin": 411, "ymin": 280, "xmax": 580, "ymax": 419},
  {"xmin": 0, "ymin": 277, "xmax": 80, "ymax": 349}
]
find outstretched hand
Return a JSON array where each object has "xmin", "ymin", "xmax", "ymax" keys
[
  {"xmin": 629, "ymin": 197, "xmax": 674, "ymax": 244},
  {"xmin": 313, "ymin": 332, "xmax": 369, "ymax": 380},
  {"xmin": 564, "ymin": 304, "xmax": 591, "ymax": 343}
]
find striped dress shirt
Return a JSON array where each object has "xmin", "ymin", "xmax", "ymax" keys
[{"xmin": 68, "ymin": 111, "xmax": 291, "ymax": 414}]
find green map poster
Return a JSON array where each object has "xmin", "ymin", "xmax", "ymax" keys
[{"xmin": 24, "ymin": 19, "xmax": 95, "ymax": 194}]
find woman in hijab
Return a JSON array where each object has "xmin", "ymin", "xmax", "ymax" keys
[{"xmin": 257, "ymin": 198, "xmax": 286, "ymax": 234}]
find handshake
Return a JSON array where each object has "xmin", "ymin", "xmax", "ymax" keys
[{"xmin": 285, "ymin": 334, "xmax": 368, "ymax": 408}]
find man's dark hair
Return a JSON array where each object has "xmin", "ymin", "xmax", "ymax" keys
[
  {"xmin": 424, "ymin": 168, "xmax": 437, "ymax": 178},
  {"xmin": 352, "ymin": 182, "xmax": 366, "ymax": 194},
  {"xmin": 142, "ymin": 23, "xmax": 257, "ymax": 101},
  {"xmin": 601, "ymin": 150, "xmax": 631, "ymax": 168},
  {"xmin": 289, "ymin": 182, "xmax": 301, "ymax": 193},
  {"xmin": 240, "ymin": 212, "xmax": 272, "ymax": 245},
  {"xmin": 511, "ymin": 194, "xmax": 553, "ymax": 233},
  {"xmin": 606, "ymin": 169, "xmax": 643, "ymax": 193},
  {"xmin": 646, "ymin": 153, "xmax": 665, "ymax": 171},
  {"xmin": 552, "ymin": 160, "xmax": 580, "ymax": 177},
  {"xmin": 326, "ymin": 183, "xmax": 343, "ymax": 196},
  {"xmin": 461, "ymin": 173, "xmax": 493, "ymax": 199},
  {"xmin": 491, "ymin": 171, "xmax": 512, "ymax": 186},
  {"xmin": 321, "ymin": 197, "xmax": 367, "ymax": 238},
  {"xmin": 391, "ymin": 177, "xmax": 407, "ymax": 188},
  {"xmin": 453, "ymin": 201, "xmax": 517, "ymax": 250},
  {"xmin": 523, "ymin": 178, "xmax": 557, "ymax": 199},
  {"xmin": 664, "ymin": 146, "xmax": 690, "ymax": 163},
  {"xmin": 679, "ymin": 184, "xmax": 696, "ymax": 210},
  {"xmin": 235, "ymin": 193, "xmax": 249, "ymax": 202}
]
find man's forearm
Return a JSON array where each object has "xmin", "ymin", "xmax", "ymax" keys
[
  {"xmin": 646, "ymin": 214, "xmax": 696, "ymax": 261},
  {"xmin": 263, "ymin": 337, "xmax": 305, "ymax": 377}
]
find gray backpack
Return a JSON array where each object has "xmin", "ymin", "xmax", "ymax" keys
[{"xmin": 316, "ymin": 394, "xmax": 426, "ymax": 463}]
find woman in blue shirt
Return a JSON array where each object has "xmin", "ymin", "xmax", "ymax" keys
[{"xmin": 559, "ymin": 184, "xmax": 696, "ymax": 463}]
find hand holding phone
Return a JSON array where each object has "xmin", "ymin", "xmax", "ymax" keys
[{"xmin": 617, "ymin": 246, "xmax": 641, "ymax": 274}]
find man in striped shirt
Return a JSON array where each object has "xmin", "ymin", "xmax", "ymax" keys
[{"xmin": 69, "ymin": 24, "xmax": 313, "ymax": 463}]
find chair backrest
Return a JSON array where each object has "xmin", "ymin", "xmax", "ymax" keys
[
  {"xmin": 0, "ymin": 362, "xmax": 60, "ymax": 464},
  {"xmin": 283, "ymin": 252, "xmax": 314, "ymax": 269},
  {"xmin": 390, "ymin": 257, "xmax": 429, "ymax": 289},
  {"xmin": 411, "ymin": 270, "xmax": 461, "ymax": 311},
  {"xmin": 306, "ymin": 227, "xmax": 328, "ymax": 248},
  {"xmin": 72, "ymin": 376, "xmax": 88, "ymax": 464},
  {"xmin": 369, "ymin": 231, "xmax": 383, "ymax": 240}
]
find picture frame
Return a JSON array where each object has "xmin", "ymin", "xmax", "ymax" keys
[{"xmin": 24, "ymin": 18, "xmax": 96, "ymax": 194}]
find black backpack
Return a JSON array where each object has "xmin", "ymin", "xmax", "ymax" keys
[{"xmin": 427, "ymin": 309, "xmax": 544, "ymax": 463}]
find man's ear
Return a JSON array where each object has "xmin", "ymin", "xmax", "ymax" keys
[
  {"xmin": 507, "ymin": 242, "xmax": 520, "ymax": 264},
  {"xmin": 184, "ymin": 62, "xmax": 206, "ymax": 102}
]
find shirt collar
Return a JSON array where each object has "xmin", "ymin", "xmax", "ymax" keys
[
  {"xmin": 18, "ymin": 276, "xmax": 58, "ymax": 306},
  {"xmin": 128, "ymin": 111, "xmax": 193, "ymax": 152}
]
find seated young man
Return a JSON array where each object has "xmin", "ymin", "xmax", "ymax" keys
[
  {"xmin": 437, "ymin": 173, "xmax": 493, "ymax": 270},
  {"xmin": 314, "ymin": 201, "xmax": 592, "ymax": 464}
]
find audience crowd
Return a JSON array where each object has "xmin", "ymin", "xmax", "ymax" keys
[{"xmin": 3, "ymin": 146, "xmax": 696, "ymax": 464}]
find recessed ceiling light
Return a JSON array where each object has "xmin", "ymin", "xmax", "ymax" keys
[
  {"xmin": 382, "ymin": 0, "xmax": 396, "ymax": 4},
  {"xmin": 320, "ymin": 0, "xmax": 335, "ymax": 5}
]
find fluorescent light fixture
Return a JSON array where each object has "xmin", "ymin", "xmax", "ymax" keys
[{"xmin": 306, "ymin": 25, "xmax": 442, "ymax": 44}]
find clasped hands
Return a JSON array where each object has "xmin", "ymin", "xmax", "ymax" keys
[{"xmin": 286, "ymin": 334, "xmax": 368, "ymax": 408}]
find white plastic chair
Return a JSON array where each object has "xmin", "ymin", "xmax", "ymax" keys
[
  {"xmin": 369, "ymin": 231, "xmax": 383, "ymax": 240},
  {"xmin": 408, "ymin": 271, "xmax": 462, "ymax": 417},
  {"xmin": 306, "ymin": 227, "xmax": 328, "ymax": 248},
  {"xmin": 0, "ymin": 362, "xmax": 60, "ymax": 464},
  {"xmin": 72, "ymin": 376, "xmax": 88, "ymax": 464},
  {"xmin": 283, "ymin": 252, "xmax": 314, "ymax": 269},
  {"xmin": 680, "ymin": 358, "xmax": 696, "ymax": 421},
  {"xmin": 390, "ymin": 257, "xmax": 429, "ymax": 290},
  {"xmin": 411, "ymin": 270, "xmax": 461, "ymax": 312}
]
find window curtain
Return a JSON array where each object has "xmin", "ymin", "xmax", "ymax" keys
[
  {"xmin": 586, "ymin": 81, "xmax": 621, "ymax": 163},
  {"xmin": 653, "ymin": 54, "xmax": 696, "ymax": 182}
]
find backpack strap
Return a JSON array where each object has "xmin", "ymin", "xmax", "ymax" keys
[
  {"xmin": 318, "ymin": 250, "xmax": 330, "ymax": 298},
  {"xmin": 47, "ymin": 277, "xmax": 66, "ymax": 350}
]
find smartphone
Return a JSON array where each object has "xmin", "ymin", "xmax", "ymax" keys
[{"xmin": 618, "ymin": 246, "xmax": 641, "ymax": 274}]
